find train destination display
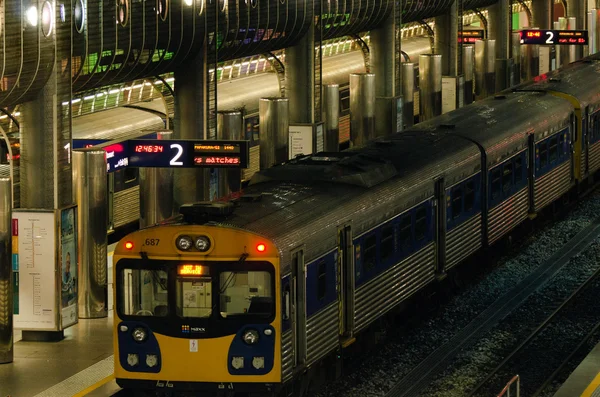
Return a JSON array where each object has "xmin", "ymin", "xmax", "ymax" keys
[
  {"xmin": 458, "ymin": 29, "xmax": 484, "ymax": 43},
  {"xmin": 520, "ymin": 29, "xmax": 588, "ymax": 45}
]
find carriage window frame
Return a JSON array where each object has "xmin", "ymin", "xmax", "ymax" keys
[
  {"xmin": 380, "ymin": 224, "xmax": 395, "ymax": 261},
  {"xmin": 414, "ymin": 206, "xmax": 427, "ymax": 242},
  {"xmin": 549, "ymin": 135, "xmax": 558, "ymax": 162},
  {"xmin": 491, "ymin": 167, "xmax": 502, "ymax": 199},
  {"xmin": 502, "ymin": 163, "xmax": 513, "ymax": 193},
  {"xmin": 317, "ymin": 261, "xmax": 327, "ymax": 301},
  {"xmin": 363, "ymin": 234, "xmax": 377, "ymax": 271},
  {"xmin": 539, "ymin": 141, "xmax": 548, "ymax": 168},
  {"xmin": 514, "ymin": 155, "xmax": 523, "ymax": 184},
  {"xmin": 464, "ymin": 180, "xmax": 475, "ymax": 212},
  {"xmin": 398, "ymin": 213, "xmax": 412, "ymax": 251},
  {"xmin": 451, "ymin": 186, "xmax": 462, "ymax": 219}
]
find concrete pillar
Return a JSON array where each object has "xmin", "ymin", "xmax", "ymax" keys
[
  {"xmin": 322, "ymin": 84, "xmax": 340, "ymax": 152},
  {"xmin": 532, "ymin": 0, "xmax": 552, "ymax": 30},
  {"xmin": 511, "ymin": 32, "xmax": 522, "ymax": 85},
  {"xmin": 349, "ymin": 73, "xmax": 376, "ymax": 147},
  {"xmin": 462, "ymin": 47, "xmax": 475, "ymax": 105},
  {"xmin": 475, "ymin": 40, "xmax": 496, "ymax": 99},
  {"xmin": 402, "ymin": 63, "xmax": 416, "ymax": 127},
  {"xmin": 73, "ymin": 150, "xmax": 107, "ymax": 319},
  {"xmin": 434, "ymin": 3, "xmax": 459, "ymax": 76},
  {"xmin": 419, "ymin": 55, "xmax": 443, "ymax": 120},
  {"xmin": 589, "ymin": 9, "xmax": 600, "ymax": 54},
  {"xmin": 286, "ymin": 19, "xmax": 319, "ymax": 124},
  {"xmin": 0, "ymin": 178, "xmax": 12, "ymax": 364},
  {"xmin": 216, "ymin": 110, "xmax": 243, "ymax": 198},
  {"xmin": 174, "ymin": 54, "xmax": 210, "ymax": 206},
  {"xmin": 259, "ymin": 98, "xmax": 289, "ymax": 168},
  {"xmin": 488, "ymin": 0, "xmax": 512, "ymax": 91},
  {"xmin": 568, "ymin": 16, "xmax": 582, "ymax": 61}
]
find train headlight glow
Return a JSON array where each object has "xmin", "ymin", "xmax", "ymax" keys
[
  {"xmin": 146, "ymin": 354, "xmax": 158, "ymax": 368},
  {"xmin": 194, "ymin": 236, "xmax": 211, "ymax": 252},
  {"xmin": 127, "ymin": 353, "xmax": 139, "ymax": 366},
  {"xmin": 132, "ymin": 327, "xmax": 147, "ymax": 342},
  {"xmin": 176, "ymin": 235, "xmax": 193, "ymax": 251},
  {"xmin": 242, "ymin": 329, "xmax": 259, "ymax": 345}
]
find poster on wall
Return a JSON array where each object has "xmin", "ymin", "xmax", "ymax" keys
[
  {"xmin": 60, "ymin": 206, "xmax": 78, "ymax": 329},
  {"xmin": 289, "ymin": 125, "xmax": 314, "ymax": 159},
  {"xmin": 12, "ymin": 211, "xmax": 57, "ymax": 330}
]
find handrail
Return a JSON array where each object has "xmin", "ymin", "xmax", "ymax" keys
[{"xmin": 497, "ymin": 375, "xmax": 520, "ymax": 397}]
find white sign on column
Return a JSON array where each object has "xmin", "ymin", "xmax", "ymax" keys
[
  {"xmin": 288, "ymin": 125, "xmax": 314, "ymax": 159},
  {"xmin": 442, "ymin": 76, "xmax": 457, "ymax": 114},
  {"xmin": 13, "ymin": 211, "xmax": 57, "ymax": 330},
  {"xmin": 539, "ymin": 46, "xmax": 551, "ymax": 75}
]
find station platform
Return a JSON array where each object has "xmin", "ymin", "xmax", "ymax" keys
[
  {"xmin": 554, "ymin": 341, "xmax": 600, "ymax": 397},
  {"xmin": 0, "ymin": 243, "xmax": 120, "ymax": 397}
]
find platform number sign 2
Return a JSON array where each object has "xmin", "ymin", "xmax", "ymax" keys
[
  {"xmin": 170, "ymin": 143, "xmax": 184, "ymax": 166},
  {"xmin": 545, "ymin": 31, "xmax": 554, "ymax": 44}
]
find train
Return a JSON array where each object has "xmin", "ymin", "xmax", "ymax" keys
[{"xmin": 110, "ymin": 48, "xmax": 600, "ymax": 395}]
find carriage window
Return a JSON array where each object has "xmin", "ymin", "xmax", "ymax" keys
[
  {"xmin": 317, "ymin": 262, "xmax": 327, "ymax": 301},
  {"xmin": 399, "ymin": 214, "xmax": 412, "ymax": 250},
  {"xmin": 363, "ymin": 234, "xmax": 377, "ymax": 271},
  {"xmin": 415, "ymin": 207, "xmax": 427, "ymax": 241},
  {"xmin": 219, "ymin": 271, "xmax": 273, "ymax": 317},
  {"xmin": 381, "ymin": 225, "xmax": 395, "ymax": 261},
  {"xmin": 282, "ymin": 283, "xmax": 290, "ymax": 321},
  {"xmin": 451, "ymin": 187, "xmax": 462, "ymax": 219},
  {"xmin": 491, "ymin": 167, "xmax": 502, "ymax": 199},
  {"xmin": 549, "ymin": 136, "xmax": 558, "ymax": 162},
  {"xmin": 124, "ymin": 167, "xmax": 138, "ymax": 183},
  {"xmin": 539, "ymin": 142, "xmax": 548, "ymax": 168},
  {"xmin": 176, "ymin": 275, "xmax": 213, "ymax": 318},
  {"xmin": 464, "ymin": 180, "xmax": 475, "ymax": 212},
  {"xmin": 120, "ymin": 269, "xmax": 168, "ymax": 317},
  {"xmin": 502, "ymin": 163, "xmax": 512, "ymax": 193},
  {"xmin": 514, "ymin": 156, "xmax": 523, "ymax": 184}
]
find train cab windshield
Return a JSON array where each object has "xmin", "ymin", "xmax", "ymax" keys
[{"xmin": 117, "ymin": 259, "xmax": 275, "ymax": 336}]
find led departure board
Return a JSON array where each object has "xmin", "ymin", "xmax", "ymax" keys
[
  {"xmin": 128, "ymin": 139, "xmax": 249, "ymax": 168},
  {"xmin": 178, "ymin": 264, "xmax": 208, "ymax": 276},
  {"xmin": 520, "ymin": 29, "xmax": 588, "ymax": 45},
  {"xmin": 458, "ymin": 29, "xmax": 485, "ymax": 43}
]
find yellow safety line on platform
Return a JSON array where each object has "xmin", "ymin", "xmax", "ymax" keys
[
  {"xmin": 72, "ymin": 374, "xmax": 114, "ymax": 397},
  {"xmin": 581, "ymin": 371, "xmax": 600, "ymax": 397}
]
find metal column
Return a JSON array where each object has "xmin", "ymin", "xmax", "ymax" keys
[
  {"xmin": 568, "ymin": 17, "xmax": 580, "ymax": 61},
  {"xmin": 174, "ymin": 55, "xmax": 210, "ymax": 207},
  {"xmin": 0, "ymin": 178, "xmax": 12, "ymax": 364},
  {"xmin": 216, "ymin": 110, "xmax": 243, "ymax": 198},
  {"xmin": 589, "ymin": 9, "xmax": 600, "ymax": 54},
  {"xmin": 322, "ymin": 84, "xmax": 340, "ymax": 152},
  {"xmin": 462, "ymin": 46, "xmax": 475, "ymax": 105},
  {"xmin": 475, "ymin": 40, "xmax": 496, "ymax": 99},
  {"xmin": 511, "ymin": 32, "xmax": 522, "ymax": 85},
  {"xmin": 349, "ymin": 73, "xmax": 376, "ymax": 147},
  {"xmin": 259, "ymin": 98, "xmax": 289, "ymax": 169},
  {"xmin": 419, "ymin": 55, "xmax": 442, "ymax": 121},
  {"xmin": 488, "ymin": 0, "xmax": 511, "ymax": 91},
  {"xmin": 402, "ymin": 63, "xmax": 416, "ymax": 127},
  {"xmin": 139, "ymin": 131, "xmax": 174, "ymax": 229},
  {"xmin": 434, "ymin": 5, "xmax": 458, "ymax": 76},
  {"xmin": 531, "ymin": 0, "xmax": 552, "ymax": 29},
  {"xmin": 73, "ymin": 150, "xmax": 108, "ymax": 319}
]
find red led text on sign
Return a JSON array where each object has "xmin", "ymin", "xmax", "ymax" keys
[
  {"xmin": 526, "ymin": 31, "xmax": 541, "ymax": 38},
  {"xmin": 194, "ymin": 156, "xmax": 241, "ymax": 165}
]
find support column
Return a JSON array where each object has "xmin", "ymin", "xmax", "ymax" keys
[
  {"xmin": 475, "ymin": 40, "xmax": 496, "ymax": 99},
  {"xmin": 322, "ymin": 84, "xmax": 340, "ymax": 151},
  {"xmin": 285, "ymin": 0, "xmax": 321, "ymax": 124},
  {"xmin": 349, "ymin": 73, "xmax": 376, "ymax": 147},
  {"xmin": 0, "ymin": 178, "xmax": 12, "ymax": 364},
  {"xmin": 462, "ymin": 47, "xmax": 475, "ymax": 105},
  {"xmin": 434, "ymin": 4, "xmax": 458, "ymax": 76},
  {"xmin": 531, "ymin": 0, "xmax": 552, "ymax": 29},
  {"xmin": 73, "ymin": 150, "xmax": 107, "ymax": 319},
  {"xmin": 259, "ymin": 98, "xmax": 290, "ymax": 168},
  {"xmin": 402, "ymin": 63, "xmax": 416, "ymax": 127},
  {"xmin": 488, "ymin": 0, "xmax": 512, "ymax": 91},
  {"xmin": 511, "ymin": 32, "xmax": 522, "ymax": 85},
  {"xmin": 139, "ymin": 131, "xmax": 174, "ymax": 228},
  {"xmin": 589, "ymin": 9, "xmax": 600, "ymax": 54},
  {"xmin": 174, "ymin": 54, "xmax": 210, "ymax": 206},
  {"xmin": 419, "ymin": 55, "xmax": 443, "ymax": 120},
  {"xmin": 371, "ymin": 4, "xmax": 403, "ymax": 135},
  {"xmin": 216, "ymin": 110, "xmax": 243, "ymax": 198}
]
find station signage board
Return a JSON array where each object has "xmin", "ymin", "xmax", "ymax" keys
[
  {"xmin": 520, "ymin": 29, "xmax": 588, "ymax": 45},
  {"xmin": 458, "ymin": 29, "xmax": 485, "ymax": 43}
]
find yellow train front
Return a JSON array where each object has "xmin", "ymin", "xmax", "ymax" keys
[{"xmin": 112, "ymin": 223, "xmax": 281, "ymax": 395}]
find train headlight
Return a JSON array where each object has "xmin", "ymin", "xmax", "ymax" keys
[
  {"xmin": 132, "ymin": 327, "xmax": 147, "ymax": 342},
  {"xmin": 194, "ymin": 236, "xmax": 211, "ymax": 252},
  {"xmin": 243, "ymin": 329, "xmax": 259, "ymax": 345},
  {"xmin": 146, "ymin": 354, "xmax": 158, "ymax": 368},
  {"xmin": 176, "ymin": 235, "xmax": 193, "ymax": 251},
  {"xmin": 127, "ymin": 353, "xmax": 139, "ymax": 367},
  {"xmin": 253, "ymin": 356, "xmax": 265, "ymax": 369}
]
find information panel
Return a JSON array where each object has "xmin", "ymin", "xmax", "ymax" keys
[
  {"xmin": 12, "ymin": 211, "xmax": 57, "ymax": 330},
  {"xmin": 59, "ymin": 206, "xmax": 78, "ymax": 329},
  {"xmin": 520, "ymin": 29, "xmax": 588, "ymax": 45},
  {"xmin": 458, "ymin": 29, "xmax": 485, "ymax": 43},
  {"xmin": 128, "ymin": 140, "xmax": 249, "ymax": 168}
]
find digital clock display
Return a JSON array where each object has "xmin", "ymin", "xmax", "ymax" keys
[
  {"xmin": 178, "ymin": 264, "xmax": 209, "ymax": 276},
  {"xmin": 134, "ymin": 145, "xmax": 164, "ymax": 153},
  {"xmin": 520, "ymin": 29, "xmax": 588, "ymax": 45}
]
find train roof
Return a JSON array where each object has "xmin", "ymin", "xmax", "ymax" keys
[
  {"xmin": 410, "ymin": 90, "xmax": 573, "ymax": 167},
  {"xmin": 515, "ymin": 58, "xmax": 600, "ymax": 111}
]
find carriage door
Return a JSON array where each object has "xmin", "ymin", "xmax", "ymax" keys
[
  {"xmin": 337, "ymin": 225, "xmax": 355, "ymax": 342},
  {"xmin": 291, "ymin": 249, "xmax": 306, "ymax": 368}
]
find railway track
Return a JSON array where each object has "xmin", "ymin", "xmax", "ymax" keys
[
  {"xmin": 468, "ymin": 265, "xmax": 600, "ymax": 397},
  {"xmin": 384, "ymin": 217, "xmax": 600, "ymax": 397}
]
